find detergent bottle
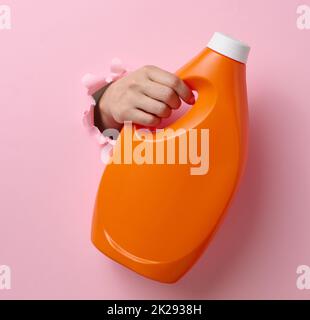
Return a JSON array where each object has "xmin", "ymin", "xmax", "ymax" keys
[{"xmin": 91, "ymin": 32, "xmax": 251, "ymax": 283}]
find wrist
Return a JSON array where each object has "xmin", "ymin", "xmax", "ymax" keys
[{"xmin": 97, "ymin": 90, "xmax": 123, "ymax": 132}]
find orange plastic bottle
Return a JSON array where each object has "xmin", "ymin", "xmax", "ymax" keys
[{"xmin": 91, "ymin": 32, "xmax": 251, "ymax": 283}]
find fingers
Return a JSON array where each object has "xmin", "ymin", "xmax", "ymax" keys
[
  {"xmin": 137, "ymin": 94, "xmax": 172, "ymax": 118},
  {"xmin": 144, "ymin": 65, "xmax": 195, "ymax": 105},
  {"xmin": 125, "ymin": 108, "xmax": 161, "ymax": 127},
  {"xmin": 142, "ymin": 80, "xmax": 181, "ymax": 110}
]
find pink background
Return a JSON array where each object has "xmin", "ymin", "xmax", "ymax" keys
[{"xmin": 1, "ymin": 0, "xmax": 310, "ymax": 299}]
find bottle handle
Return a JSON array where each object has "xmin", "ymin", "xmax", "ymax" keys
[
  {"xmin": 133, "ymin": 75, "xmax": 217, "ymax": 142},
  {"xmin": 164, "ymin": 75, "xmax": 217, "ymax": 133}
]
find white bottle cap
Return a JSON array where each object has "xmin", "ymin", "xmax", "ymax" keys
[{"xmin": 207, "ymin": 32, "xmax": 250, "ymax": 64}]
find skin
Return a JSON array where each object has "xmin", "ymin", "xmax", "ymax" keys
[{"xmin": 94, "ymin": 65, "xmax": 195, "ymax": 131}]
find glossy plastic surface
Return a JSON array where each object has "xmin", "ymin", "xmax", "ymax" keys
[{"xmin": 92, "ymin": 47, "xmax": 249, "ymax": 283}]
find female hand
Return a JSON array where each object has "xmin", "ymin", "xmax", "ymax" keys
[{"xmin": 96, "ymin": 65, "xmax": 195, "ymax": 131}]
